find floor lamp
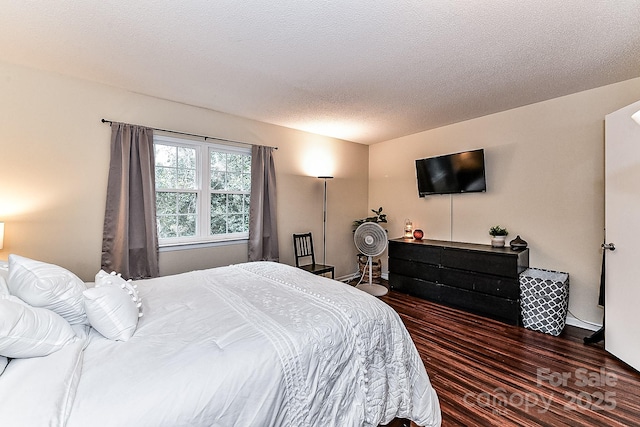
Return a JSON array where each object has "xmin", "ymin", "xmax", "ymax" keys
[{"xmin": 318, "ymin": 176, "xmax": 333, "ymax": 265}]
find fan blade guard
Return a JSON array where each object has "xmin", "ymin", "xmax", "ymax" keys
[{"xmin": 354, "ymin": 222, "xmax": 387, "ymax": 256}]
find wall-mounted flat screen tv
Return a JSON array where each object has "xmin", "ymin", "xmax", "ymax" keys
[{"xmin": 415, "ymin": 149, "xmax": 486, "ymax": 197}]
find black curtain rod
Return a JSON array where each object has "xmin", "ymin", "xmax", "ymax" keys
[{"xmin": 100, "ymin": 119, "xmax": 277, "ymax": 150}]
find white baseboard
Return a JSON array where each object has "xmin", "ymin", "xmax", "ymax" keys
[
  {"xmin": 337, "ymin": 270, "xmax": 389, "ymax": 283},
  {"xmin": 565, "ymin": 314, "xmax": 601, "ymax": 332},
  {"xmin": 336, "ymin": 272, "xmax": 360, "ymax": 283}
]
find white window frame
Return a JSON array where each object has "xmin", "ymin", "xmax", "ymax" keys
[{"xmin": 154, "ymin": 134, "xmax": 251, "ymax": 247}]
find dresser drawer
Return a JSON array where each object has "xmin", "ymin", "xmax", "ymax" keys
[
  {"xmin": 389, "ymin": 240, "xmax": 440, "ymax": 265},
  {"xmin": 437, "ymin": 284, "xmax": 521, "ymax": 325},
  {"xmin": 389, "ymin": 257, "xmax": 440, "ymax": 283},
  {"xmin": 441, "ymin": 247, "xmax": 523, "ymax": 278},
  {"xmin": 389, "ymin": 273, "xmax": 441, "ymax": 302},
  {"xmin": 440, "ymin": 267, "xmax": 520, "ymax": 299}
]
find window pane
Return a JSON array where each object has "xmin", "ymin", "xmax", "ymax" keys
[
  {"xmin": 177, "ymin": 193, "xmax": 197, "ymax": 214},
  {"xmin": 210, "ymin": 216, "xmax": 226, "ymax": 235},
  {"xmin": 210, "ymin": 151, "xmax": 226, "ymax": 172},
  {"xmin": 227, "ymin": 172, "xmax": 243, "ymax": 191},
  {"xmin": 156, "ymin": 190, "xmax": 198, "ymax": 238},
  {"xmin": 177, "ymin": 214, "xmax": 197, "ymax": 237},
  {"xmin": 177, "ymin": 146, "xmax": 196, "ymax": 169},
  {"xmin": 155, "ymin": 144, "xmax": 176, "ymax": 167},
  {"xmin": 209, "ymin": 150, "xmax": 251, "ymax": 192},
  {"xmin": 228, "ymin": 214, "xmax": 244, "ymax": 233},
  {"xmin": 157, "ymin": 215, "xmax": 177, "ymax": 239},
  {"xmin": 227, "ymin": 154, "xmax": 244, "ymax": 172},
  {"xmin": 243, "ymin": 194, "xmax": 250, "ymax": 212},
  {"xmin": 156, "ymin": 166, "xmax": 177, "ymax": 189},
  {"xmin": 156, "ymin": 192, "xmax": 175, "ymax": 215},
  {"xmin": 211, "ymin": 194, "xmax": 226, "ymax": 214},
  {"xmin": 211, "ymin": 171, "xmax": 226, "ymax": 190},
  {"xmin": 241, "ymin": 173, "xmax": 251, "ymax": 192},
  {"xmin": 177, "ymin": 168, "xmax": 196, "ymax": 189},
  {"xmin": 155, "ymin": 144, "xmax": 196, "ymax": 190},
  {"xmin": 228, "ymin": 194, "xmax": 243, "ymax": 214}
]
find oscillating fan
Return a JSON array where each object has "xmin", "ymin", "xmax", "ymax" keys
[{"xmin": 354, "ymin": 222, "xmax": 388, "ymax": 296}]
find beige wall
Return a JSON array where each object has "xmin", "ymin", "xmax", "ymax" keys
[
  {"xmin": 0, "ymin": 60, "xmax": 368, "ymax": 281},
  {"xmin": 370, "ymin": 77, "xmax": 640, "ymax": 326}
]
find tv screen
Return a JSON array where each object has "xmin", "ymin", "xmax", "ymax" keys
[{"xmin": 415, "ymin": 149, "xmax": 486, "ymax": 196}]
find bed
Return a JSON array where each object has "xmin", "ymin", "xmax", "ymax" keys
[{"xmin": 0, "ymin": 256, "xmax": 441, "ymax": 426}]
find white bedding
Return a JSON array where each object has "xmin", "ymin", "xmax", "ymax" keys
[{"xmin": 0, "ymin": 262, "xmax": 440, "ymax": 427}]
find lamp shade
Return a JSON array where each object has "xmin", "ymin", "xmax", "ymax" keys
[
  {"xmin": 633, "ymin": 109, "xmax": 640, "ymax": 126},
  {"xmin": 0, "ymin": 222, "xmax": 4, "ymax": 250}
]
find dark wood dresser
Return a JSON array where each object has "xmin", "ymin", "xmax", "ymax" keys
[{"xmin": 388, "ymin": 238, "xmax": 529, "ymax": 325}]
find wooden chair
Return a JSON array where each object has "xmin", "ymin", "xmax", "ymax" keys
[{"xmin": 293, "ymin": 233, "xmax": 335, "ymax": 279}]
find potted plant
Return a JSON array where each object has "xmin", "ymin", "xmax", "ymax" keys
[
  {"xmin": 489, "ymin": 225, "xmax": 509, "ymax": 248},
  {"xmin": 353, "ymin": 207, "xmax": 388, "ymax": 229}
]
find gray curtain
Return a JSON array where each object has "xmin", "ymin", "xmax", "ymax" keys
[
  {"xmin": 248, "ymin": 145, "xmax": 279, "ymax": 261},
  {"xmin": 101, "ymin": 123, "xmax": 159, "ymax": 279}
]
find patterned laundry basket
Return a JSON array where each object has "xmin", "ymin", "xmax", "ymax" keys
[{"xmin": 519, "ymin": 268, "xmax": 570, "ymax": 336}]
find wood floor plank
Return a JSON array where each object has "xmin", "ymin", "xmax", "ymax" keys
[{"xmin": 379, "ymin": 290, "xmax": 640, "ymax": 427}]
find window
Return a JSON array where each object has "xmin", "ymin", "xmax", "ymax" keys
[{"xmin": 154, "ymin": 135, "xmax": 251, "ymax": 246}]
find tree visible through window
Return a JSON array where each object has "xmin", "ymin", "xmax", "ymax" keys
[
  {"xmin": 209, "ymin": 150, "xmax": 251, "ymax": 235},
  {"xmin": 154, "ymin": 135, "xmax": 251, "ymax": 245}
]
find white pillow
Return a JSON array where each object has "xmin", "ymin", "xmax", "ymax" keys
[
  {"xmin": 0, "ymin": 276, "xmax": 8, "ymax": 297},
  {"xmin": 7, "ymin": 255, "xmax": 87, "ymax": 325},
  {"xmin": 0, "ymin": 295, "xmax": 76, "ymax": 358},
  {"xmin": 0, "ymin": 260, "xmax": 8, "ymax": 284},
  {"xmin": 95, "ymin": 269, "xmax": 128, "ymax": 288},
  {"xmin": 83, "ymin": 270, "xmax": 143, "ymax": 341},
  {"xmin": 95, "ymin": 270, "xmax": 143, "ymax": 317},
  {"xmin": 0, "ymin": 356, "xmax": 7, "ymax": 375}
]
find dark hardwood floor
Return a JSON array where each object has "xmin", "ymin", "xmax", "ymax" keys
[{"xmin": 378, "ymin": 289, "xmax": 640, "ymax": 427}]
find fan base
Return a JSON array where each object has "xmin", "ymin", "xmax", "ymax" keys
[{"xmin": 356, "ymin": 283, "xmax": 389, "ymax": 297}]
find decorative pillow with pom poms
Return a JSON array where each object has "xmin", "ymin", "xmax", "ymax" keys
[{"xmin": 83, "ymin": 270, "xmax": 143, "ymax": 341}]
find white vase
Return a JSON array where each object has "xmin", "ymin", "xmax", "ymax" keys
[{"xmin": 491, "ymin": 235, "xmax": 507, "ymax": 247}]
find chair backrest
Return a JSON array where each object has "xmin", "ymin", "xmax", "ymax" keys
[{"xmin": 293, "ymin": 233, "xmax": 316, "ymax": 267}]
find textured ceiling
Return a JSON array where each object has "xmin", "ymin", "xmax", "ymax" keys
[{"xmin": 1, "ymin": 1, "xmax": 639, "ymax": 144}]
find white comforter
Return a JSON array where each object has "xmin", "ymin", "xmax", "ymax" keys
[{"xmin": 0, "ymin": 262, "xmax": 440, "ymax": 427}]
